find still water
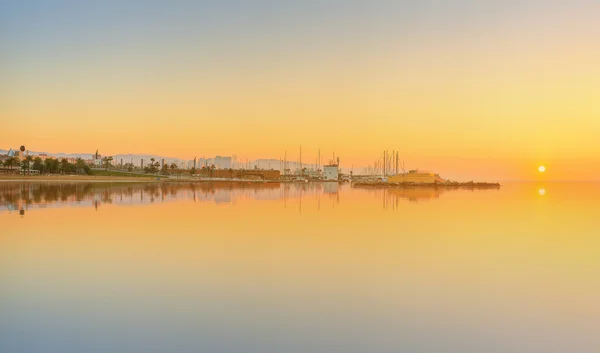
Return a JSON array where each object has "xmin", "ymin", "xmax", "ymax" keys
[{"xmin": 1, "ymin": 181, "xmax": 599, "ymax": 353}]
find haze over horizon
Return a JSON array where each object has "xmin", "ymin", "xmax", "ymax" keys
[{"xmin": 2, "ymin": 1, "xmax": 599, "ymax": 181}]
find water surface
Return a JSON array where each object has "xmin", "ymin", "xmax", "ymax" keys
[{"xmin": 2, "ymin": 181, "xmax": 599, "ymax": 353}]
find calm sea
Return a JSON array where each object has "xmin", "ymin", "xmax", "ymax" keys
[{"xmin": 1, "ymin": 181, "xmax": 599, "ymax": 353}]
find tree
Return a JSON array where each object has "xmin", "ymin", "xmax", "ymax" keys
[
  {"xmin": 144, "ymin": 159, "xmax": 153, "ymax": 174},
  {"xmin": 210, "ymin": 164, "xmax": 216, "ymax": 178},
  {"xmin": 144, "ymin": 158, "xmax": 159, "ymax": 174},
  {"xmin": 160, "ymin": 163, "xmax": 169, "ymax": 175},
  {"xmin": 5, "ymin": 157, "xmax": 16, "ymax": 171},
  {"xmin": 44, "ymin": 158, "xmax": 58, "ymax": 174},
  {"xmin": 102, "ymin": 156, "xmax": 113, "ymax": 171},
  {"xmin": 189, "ymin": 167, "xmax": 196, "ymax": 176},
  {"xmin": 44, "ymin": 158, "xmax": 52, "ymax": 173},
  {"xmin": 23, "ymin": 155, "xmax": 33, "ymax": 175},
  {"xmin": 124, "ymin": 163, "xmax": 134, "ymax": 172},
  {"xmin": 75, "ymin": 158, "xmax": 90, "ymax": 175},
  {"xmin": 33, "ymin": 157, "xmax": 44, "ymax": 173},
  {"xmin": 60, "ymin": 158, "xmax": 72, "ymax": 174}
]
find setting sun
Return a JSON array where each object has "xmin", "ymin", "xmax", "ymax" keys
[{"xmin": 538, "ymin": 166, "xmax": 546, "ymax": 173}]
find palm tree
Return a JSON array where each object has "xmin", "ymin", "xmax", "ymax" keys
[
  {"xmin": 160, "ymin": 163, "xmax": 169, "ymax": 175},
  {"xmin": 33, "ymin": 157, "xmax": 43, "ymax": 173},
  {"xmin": 146, "ymin": 158, "xmax": 159, "ymax": 174},
  {"xmin": 75, "ymin": 158, "xmax": 86, "ymax": 174},
  {"xmin": 102, "ymin": 156, "xmax": 113, "ymax": 171},
  {"xmin": 5, "ymin": 157, "xmax": 16, "ymax": 172},
  {"xmin": 44, "ymin": 158, "xmax": 56, "ymax": 174},
  {"xmin": 210, "ymin": 164, "xmax": 216, "ymax": 178},
  {"xmin": 23, "ymin": 155, "xmax": 33, "ymax": 175},
  {"xmin": 60, "ymin": 158, "xmax": 71, "ymax": 174}
]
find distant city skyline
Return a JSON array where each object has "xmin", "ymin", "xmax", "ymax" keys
[{"xmin": 0, "ymin": 147, "xmax": 339, "ymax": 174}]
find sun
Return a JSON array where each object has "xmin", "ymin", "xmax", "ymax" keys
[{"xmin": 538, "ymin": 166, "xmax": 546, "ymax": 173}]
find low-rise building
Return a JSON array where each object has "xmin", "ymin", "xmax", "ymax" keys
[
  {"xmin": 92, "ymin": 150, "xmax": 102, "ymax": 167},
  {"xmin": 387, "ymin": 170, "xmax": 446, "ymax": 184},
  {"xmin": 324, "ymin": 165, "xmax": 339, "ymax": 181},
  {"xmin": 195, "ymin": 168, "xmax": 280, "ymax": 180}
]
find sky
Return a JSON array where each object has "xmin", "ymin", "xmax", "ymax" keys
[{"xmin": 1, "ymin": 0, "xmax": 599, "ymax": 181}]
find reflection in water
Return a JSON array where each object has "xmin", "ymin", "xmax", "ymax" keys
[
  {"xmin": 2, "ymin": 182, "xmax": 600, "ymax": 353},
  {"xmin": 0, "ymin": 181, "xmax": 480, "ymax": 215},
  {"xmin": 0, "ymin": 182, "xmax": 287, "ymax": 214},
  {"xmin": 362, "ymin": 187, "xmax": 446, "ymax": 209},
  {"xmin": 0, "ymin": 181, "xmax": 457, "ymax": 215}
]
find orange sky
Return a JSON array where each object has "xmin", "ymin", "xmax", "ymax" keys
[{"xmin": 1, "ymin": 1, "xmax": 599, "ymax": 181}]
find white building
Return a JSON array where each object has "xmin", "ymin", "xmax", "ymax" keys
[
  {"xmin": 92, "ymin": 150, "xmax": 102, "ymax": 167},
  {"xmin": 324, "ymin": 165, "xmax": 339, "ymax": 181}
]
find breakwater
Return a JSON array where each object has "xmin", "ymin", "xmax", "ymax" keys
[{"xmin": 352, "ymin": 181, "xmax": 501, "ymax": 190}]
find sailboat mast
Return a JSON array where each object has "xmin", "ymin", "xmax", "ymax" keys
[{"xmin": 299, "ymin": 145, "xmax": 302, "ymax": 175}]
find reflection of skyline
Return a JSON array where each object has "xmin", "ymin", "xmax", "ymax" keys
[
  {"xmin": 0, "ymin": 182, "xmax": 289, "ymax": 213},
  {"xmin": 0, "ymin": 181, "xmax": 503, "ymax": 215},
  {"xmin": 359, "ymin": 187, "xmax": 446, "ymax": 210}
]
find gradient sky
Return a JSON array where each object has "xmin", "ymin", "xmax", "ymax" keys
[{"xmin": 1, "ymin": 1, "xmax": 599, "ymax": 180}]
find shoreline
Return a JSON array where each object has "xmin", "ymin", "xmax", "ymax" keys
[
  {"xmin": 0, "ymin": 175, "xmax": 284, "ymax": 183},
  {"xmin": 0, "ymin": 175, "xmax": 160, "ymax": 182}
]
